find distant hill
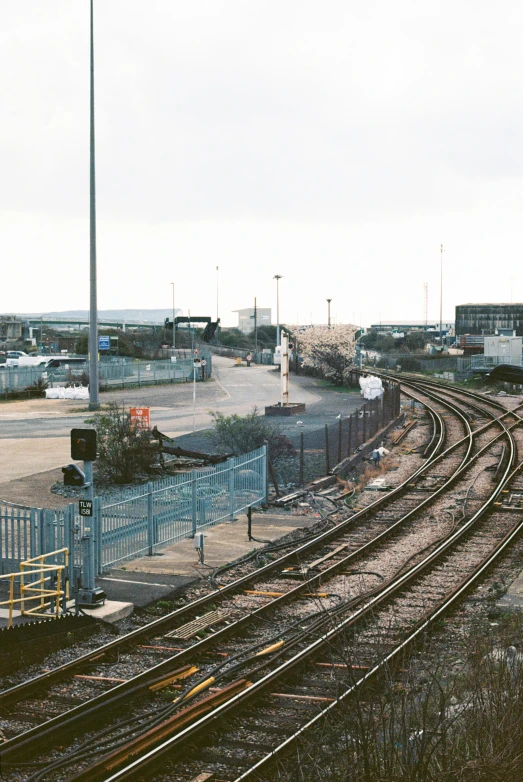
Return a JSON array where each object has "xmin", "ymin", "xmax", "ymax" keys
[{"xmin": 15, "ymin": 309, "xmax": 182, "ymax": 322}]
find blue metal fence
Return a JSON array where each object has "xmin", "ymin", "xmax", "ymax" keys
[
  {"xmin": 0, "ymin": 356, "xmax": 212, "ymax": 395},
  {"xmin": 0, "ymin": 446, "xmax": 266, "ymax": 578}
]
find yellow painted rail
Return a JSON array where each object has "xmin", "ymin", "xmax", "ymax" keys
[{"xmin": 0, "ymin": 548, "xmax": 69, "ymax": 628}]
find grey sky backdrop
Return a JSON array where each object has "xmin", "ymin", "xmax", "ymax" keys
[{"xmin": 2, "ymin": 1, "xmax": 522, "ymax": 327}]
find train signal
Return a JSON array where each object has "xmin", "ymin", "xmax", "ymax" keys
[{"xmin": 71, "ymin": 428, "xmax": 97, "ymax": 461}]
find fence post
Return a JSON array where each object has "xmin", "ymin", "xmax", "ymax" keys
[
  {"xmin": 325, "ymin": 424, "xmax": 330, "ymax": 474},
  {"xmin": 347, "ymin": 414, "xmax": 353, "ymax": 457},
  {"xmin": 228, "ymin": 458, "xmax": 236, "ymax": 520},
  {"xmin": 381, "ymin": 392, "xmax": 386, "ymax": 428},
  {"xmin": 263, "ymin": 443, "xmax": 269, "ymax": 503},
  {"xmin": 147, "ymin": 482, "xmax": 154, "ymax": 555},
  {"xmin": 191, "ymin": 471, "xmax": 198, "ymax": 537},
  {"xmin": 338, "ymin": 417, "xmax": 342, "ymax": 464},
  {"xmin": 299, "ymin": 432, "xmax": 304, "ymax": 486}
]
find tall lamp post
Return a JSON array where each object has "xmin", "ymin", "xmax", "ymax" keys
[
  {"xmin": 171, "ymin": 282, "xmax": 176, "ymax": 353},
  {"xmin": 440, "ymin": 244, "xmax": 444, "ymax": 345},
  {"xmin": 327, "ymin": 298, "xmax": 332, "ymax": 328},
  {"xmin": 274, "ymin": 275, "xmax": 283, "ymax": 346},
  {"xmin": 216, "ymin": 266, "xmax": 219, "ymax": 323},
  {"xmin": 88, "ymin": 0, "xmax": 99, "ymax": 410}
]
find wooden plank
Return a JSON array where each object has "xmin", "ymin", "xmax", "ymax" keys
[{"xmin": 305, "ymin": 543, "xmax": 349, "ymax": 570}]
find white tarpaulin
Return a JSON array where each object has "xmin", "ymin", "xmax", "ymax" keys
[
  {"xmin": 359, "ymin": 375, "xmax": 384, "ymax": 400},
  {"xmin": 45, "ymin": 386, "xmax": 89, "ymax": 400}
]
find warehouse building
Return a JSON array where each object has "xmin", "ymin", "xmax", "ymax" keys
[{"xmin": 455, "ymin": 303, "xmax": 523, "ymax": 336}]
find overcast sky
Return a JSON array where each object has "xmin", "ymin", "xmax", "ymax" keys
[{"xmin": 2, "ymin": 1, "xmax": 523, "ymax": 327}]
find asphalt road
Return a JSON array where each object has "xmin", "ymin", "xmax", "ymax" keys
[
  {"xmin": 0, "ymin": 357, "xmax": 320, "ymax": 439},
  {"xmin": 4, "ymin": 356, "xmax": 361, "ymax": 484}
]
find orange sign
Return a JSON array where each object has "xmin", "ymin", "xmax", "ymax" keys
[{"xmin": 130, "ymin": 407, "xmax": 150, "ymax": 429}]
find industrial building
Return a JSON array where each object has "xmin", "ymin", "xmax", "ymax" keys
[
  {"xmin": 234, "ymin": 308, "xmax": 271, "ymax": 335},
  {"xmin": 370, "ymin": 320, "xmax": 454, "ymax": 337},
  {"xmin": 455, "ymin": 304, "xmax": 523, "ymax": 336}
]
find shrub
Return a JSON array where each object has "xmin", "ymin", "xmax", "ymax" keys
[
  {"xmin": 209, "ymin": 407, "xmax": 295, "ymax": 461},
  {"xmin": 91, "ymin": 402, "xmax": 159, "ymax": 484}
]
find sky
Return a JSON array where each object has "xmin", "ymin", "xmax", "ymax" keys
[{"xmin": 2, "ymin": 1, "xmax": 523, "ymax": 328}]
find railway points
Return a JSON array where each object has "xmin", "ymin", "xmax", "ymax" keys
[{"xmin": 2, "ymin": 375, "xmax": 523, "ymax": 781}]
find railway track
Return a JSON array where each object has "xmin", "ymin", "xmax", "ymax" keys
[{"xmin": 2, "ymin": 379, "xmax": 523, "ymax": 781}]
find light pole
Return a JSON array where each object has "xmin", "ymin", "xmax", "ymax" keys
[
  {"xmin": 440, "ymin": 244, "xmax": 444, "ymax": 344},
  {"xmin": 327, "ymin": 298, "xmax": 332, "ymax": 328},
  {"xmin": 88, "ymin": 0, "xmax": 100, "ymax": 411},
  {"xmin": 274, "ymin": 275, "xmax": 283, "ymax": 346},
  {"xmin": 171, "ymin": 282, "xmax": 176, "ymax": 353},
  {"xmin": 216, "ymin": 266, "xmax": 219, "ymax": 323}
]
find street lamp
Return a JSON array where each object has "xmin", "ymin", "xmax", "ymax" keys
[
  {"xmin": 327, "ymin": 298, "xmax": 332, "ymax": 328},
  {"xmin": 440, "ymin": 244, "xmax": 444, "ymax": 344},
  {"xmin": 216, "ymin": 266, "xmax": 219, "ymax": 323},
  {"xmin": 274, "ymin": 275, "xmax": 283, "ymax": 346},
  {"xmin": 88, "ymin": 0, "xmax": 100, "ymax": 411},
  {"xmin": 171, "ymin": 282, "xmax": 176, "ymax": 353}
]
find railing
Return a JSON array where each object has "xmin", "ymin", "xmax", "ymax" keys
[
  {"xmin": 0, "ymin": 446, "xmax": 267, "ymax": 579},
  {"xmin": 99, "ymin": 447, "xmax": 267, "ymax": 569},
  {"xmin": 0, "ymin": 549, "xmax": 68, "ymax": 628},
  {"xmin": 0, "ymin": 356, "xmax": 213, "ymax": 395}
]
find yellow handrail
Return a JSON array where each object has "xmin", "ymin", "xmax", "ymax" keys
[{"xmin": 0, "ymin": 548, "xmax": 70, "ymax": 628}]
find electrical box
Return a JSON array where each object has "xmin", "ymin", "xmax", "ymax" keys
[{"xmin": 194, "ymin": 533, "xmax": 204, "ymax": 550}]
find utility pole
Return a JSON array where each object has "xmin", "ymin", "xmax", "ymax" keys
[
  {"xmin": 88, "ymin": 0, "xmax": 99, "ymax": 410},
  {"xmin": 254, "ymin": 297, "xmax": 258, "ymax": 355},
  {"xmin": 424, "ymin": 282, "xmax": 428, "ymax": 327},
  {"xmin": 440, "ymin": 244, "xmax": 444, "ymax": 345},
  {"xmin": 327, "ymin": 298, "xmax": 332, "ymax": 328},
  {"xmin": 274, "ymin": 274, "xmax": 283, "ymax": 346},
  {"xmin": 216, "ymin": 266, "xmax": 219, "ymax": 322}
]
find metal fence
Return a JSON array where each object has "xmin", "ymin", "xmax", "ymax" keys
[
  {"xmin": 0, "ymin": 355, "xmax": 212, "ymax": 396},
  {"xmin": 0, "ymin": 503, "xmax": 79, "ymax": 582},
  {"xmin": 273, "ymin": 381, "xmax": 401, "ymax": 488},
  {"xmin": 0, "ymin": 446, "xmax": 266, "ymax": 578}
]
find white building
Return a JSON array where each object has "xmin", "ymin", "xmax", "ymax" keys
[{"xmin": 234, "ymin": 308, "xmax": 272, "ymax": 335}]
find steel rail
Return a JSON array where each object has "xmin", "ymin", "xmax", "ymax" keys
[
  {"xmin": 233, "ymin": 431, "xmax": 523, "ymax": 780},
  {"xmin": 54, "ymin": 391, "xmax": 519, "ymax": 781},
  {"xmin": 0, "ymin": 384, "xmax": 443, "ymax": 708},
  {"xmin": 0, "ymin": 384, "xmax": 509, "ymax": 767},
  {"xmin": 91, "ymin": 387, "xmax": 519, "ymax": 782}
]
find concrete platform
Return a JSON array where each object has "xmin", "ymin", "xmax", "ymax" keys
[
  {"xmin": 497, "ymin": 570, "xmax": 523, "ymax": 611},
  {"xmin": 80, "ymin": 600, "xmax": 134, "ymax": 624},
  {"xmin": 0, "ymin": 598, "xmax": 133, "ymax": 627},
  {"xmin": 95, "ymin": 571, "xmax": 197, "ymax": 608},
  {"xmin": 119, "ymin": 510, "xmax": 321, "ymax": 578}
]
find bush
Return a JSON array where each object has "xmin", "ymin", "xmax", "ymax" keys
[
  {"xmin": 91, "ymin": 402, "xmax": 159, "ymax": 484},
  {"xmin": 209, "ymin": 407, "xmax": 295, "ymax": 462}
]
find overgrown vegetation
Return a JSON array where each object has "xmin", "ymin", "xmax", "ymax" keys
[
  {"xmin": 273, "ymin": 613, "xmax": 523, "ymax": 781},
  {"xmin": 91, "ymin": 402, "xmax": 159, "ymax": 484},
  {"xmin": 209, "ymin": 406, "xmax": 295, "ymax": 462}
]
